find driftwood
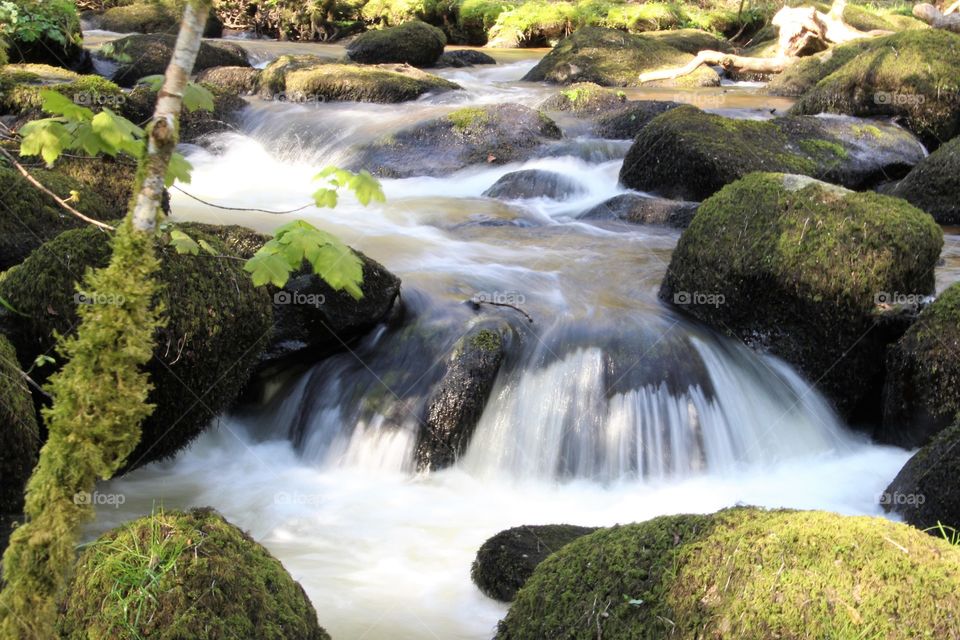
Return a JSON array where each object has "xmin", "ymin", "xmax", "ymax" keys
[
  {"xmin": 639, "ymin": 0, "xmax": 889, "ymax": 82},
  {"xmin": 913, "ymin": 3, "xmax": 960, "ymax": 33}
]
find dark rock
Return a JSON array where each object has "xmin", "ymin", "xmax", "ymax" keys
[
  {"xmin": 483, "ymin": 170, "xmax": 586, "ymax": 200},
  {"xmin": 593, "ymin": 100, "xmax": 684, "ymax": 139},
  {"xmin": 539, "ymin": 82, "xmax": 627, "ymax": 115},
  {"xmin": 0, "ymin": 334, "xmax": 39, "ymax": 515},
  {"xmin": 97, "ymin": 2, "xmax": 177, "ymax": 34},
  {"xmin": 346, "ymin": 104, "xmax": 562, "ymax": 178},
  {"xmin": 471, "ymin": 524, "xmax": 598, "ymax": 602},
  {"xmin": 580, "ymin": 193, "xmax": 698, "ymax": 228},
  {"xmin": 884, "ymin": 422, "xmax": 960, "ymax": 533},
  {"xmin": 346, "ymin": 20, "xmax": 447, "ymax": 67},
  {"xmin": 195, "ymin": 66, "xmax": 262, "ymax": 96},
  {"xmin": 435, "ymin": 49, "xmax": 497, "ymax": 67},
  {"xmin": 890, "ymin": 135, "xmax": 960, "ymax": 225},
  {"xmin": 121, "ymin": 82, "xmax": 247, "ymax": 142},
  {"xmin": 107, "ymin": 34, "xmax": 250, "ymax": 87}
]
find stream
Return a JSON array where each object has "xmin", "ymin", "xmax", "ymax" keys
[{"xmin": 89, "ymin": 38, "xmax": 959, "ymax": 640}]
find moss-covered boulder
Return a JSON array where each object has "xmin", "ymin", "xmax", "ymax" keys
[
  {"xmin": 0, "ymin": 224, "xmax": 273, "ymax": 469},
  {"xmin": 195, "ymin": 65, "xmax": 262, "ymax": 96},
  {"xmin": 592, "ymin": 99, "xmax": 683, "ymax": 139},
  {"xmin": 539, "ymin": 82, "xmax": 627, "ymax": 115},
  {"xmin": 346, "ymin": 20, "xmax": 447, "ymax": 67},
  {"xmin": 472, "ymin": 524, "xmax": 598, "ymax": 602},
  {"xmin": 435, "ymin": 49, "xmax": 497, "ymax": 68},
  {"xmin": 880, "ymin": 283, "xmax": 960, "ymax": 447},
  {"xmin": 890, "ymin": 135, "xmax": 960, "ymax": 225},
  {"xmin": 522, "ymin": 27, "xmax": 720, "ymax": 88},
  {"xmin": 0, "ymin": 166, "xmax": 117, "ymax": 270},
  {"xmin": 884, "ymin": 422, "xmax": 960, "ymax": 533},
  {"xmin": 45, "ymin": 155, "xmax": 138, "ymax": 217},
  {"xmin": 0, "ymin": 334, "xmax": 39, "ymax": 515},
  {"xmin": 659, "ymin": 173, "xmax": 942, "ymax": 419},
  {"xmin": 59, "ymin": 508, "xmax": 328, "ymax": 639},
  {"xmin": 121, "ymin": 82, "xmax": 247, "ymax": 142},
  {"xmin": 106, "ymin": 34, "xmax": 250, "ymax": 87},
  {"xmin": 5, "ymin": 0, "xmax": 88, "ymax": 71},
  {"xmin": 620, "ymin": 105, "xmax": 925, "ymax": 200},
  {"xmin": 0, "ymin": 66, "xmax": 122, "ymax": 122},
  {"xmin": 98, "ymin": 2, "xmax": 178, "ymax": 34},
  {"xmin": 496, "ymin": 507, "xmax": 960, "ymax": 639},
  {"xmin": 415, "ymin": 324, "xmax": 509, "ymax": 471},
  {"xmin": 786, "ymin": 30, "xmax": 960, "ymax": 148},
  {"xmin": 346, "ymin": 104, "xmax": 562, "ymax": 178},
  {"xmin": 281, "ymin": 62, "xmax": 460, "ymax": 104},
  {"xmin": 482, "ymin": 169, "xmax": 586, "ymax": 200},
  {"xmin": 580, "ymin": 193, "xmax": 698, "ymax": 228}
]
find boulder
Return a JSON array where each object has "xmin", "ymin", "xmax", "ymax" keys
[
  {"xmin": 97, "ymin": 2, "xmax": 177, "ymax": 34},
  {"xmin": 0, "ymin": 67, "xmax": 122, "ymax": 123},
  {"xmin": 121, "ymin": 82, "xmax": 248, "ymax": 142},
  {"xmin": 346, "ymin": 104, "xmax": 562, "ymax": 178},
  {"xmin": 522, "ymin": 27, "xmax": 720, "ymax": 88},
  {"xmin": 280, "ymin": 62, "xmax": 460, "ymax": 104},
  {"xmin": 59, "ymin": 508, "xmax": 329, "ymax": 639},
  {"xmin": 195, "ymin": 66, "xmax": 262, "ymax": 96},
  {"xmin": 496, "ymin": 508, "xmax": 960, "ymax": 640},
  {"xmin": 880, "ymin": 283, "xmax": 960, "ymax": 447},
  {"xmin": 0, "ymin": 225, "xmax": 273, "ymax": 470},
  {"xmin": 786, "ymin": 30, "xmax": 960, "ymax": 148},
  {"xmin": 538, "ymin": 82, "xmax": 627, "ymax": 115},
  {"xmin": 659, "ymin": 173, "xmax": 942, "ymax": 420},
  {"xmin": 620, "ymin": 105, "xmax": 925, "ymax": 200},
  {"xmin": 890, "ymin": 135, "xmax": 960, "ymax": 225},
  {"xmin": 482, "ymin": 170, "xmax": 586, "ymax": 200},
  {"xmin": 346, "ymin": 20, "xmax": 447, "ymax": 67},
  {"xmin": 45, "ymin": 156, "xmax": 138, "ymax": 220},
  {"xmin": 592, "ymin": 99, "xmax": 683, "ymax": 139},
  {"xmin": 580, "ymin": 193, "xmax": 698, "ymax": 228},
  {"xmin": 435, "ymin": 49, "xmax": 497, "ymax": 67},
  {"xmin": 884, "ymin": 422, "xmax": 960, "ymax": 533},
  {"xmin": 106, "ymin": 34, "xmax": 250, "ymax": 87},
  {"xmin": 471, "ymin": 524, "xmax": 598, "ymax": 602},
  {"xmin": 0, "ymin": 334, "xmax": 39, "ymax": 515},
  {"xmin": 415, "ymin": 324, "xmax": 509, "ymax": 471}
]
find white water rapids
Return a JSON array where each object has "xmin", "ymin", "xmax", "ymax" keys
[{"xmin": 88, "ymin": 42, "xmax": 944, "ymax": 640}]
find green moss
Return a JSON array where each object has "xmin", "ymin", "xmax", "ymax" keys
[
  {"xmin": 448, "ymin": 106, "xmax": 492, "ymax": 131},
  {"xmin": 59, "ymin": 508, "xmax": 329, "ymax": 639},
  {"xmin": 0, "ymin": 69, "xmax": 123, "ymax": 118},
  {"xmin": 99, "ymin": 2, "xmax": 177, "ymax": 33},
  {"xmin": 499, "ymin": 508, "xmax": 960, "ymax": 639},
  {"xmin": 346, "ymin": 20, "xmax": 446, "ymax": 66},
  {"xmin": 891, "ymin": 134, "xmax": 960, "ymax": 224},
  {"xmin": 885, "ymin": 421, "xmax": 960, "ymax": 532},
  {"xmin": 469, "ymin": 327, "xmax": 502, "ymax": 351},
  {"xmin": 766, "ymin": 42, "xmax": 866, "ymax": 97},
  {"xmin": 0, "ymin": 333, "xmax": 39, "ymax": 514},
  {"xmin": 258, "ymin": 54, "xmax": 328, "ymax": 95},
  {"xmin": 284, "ymin": 62, "xmax": 460, "ymax": 103},
  {"xmin": 799, "ymin": 138, "xmax": 849, "ymax": 162}
]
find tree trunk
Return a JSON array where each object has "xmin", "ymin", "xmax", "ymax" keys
[{"xmin": 913, "ymin": 3, "xmax": 960, "ymax": 32}]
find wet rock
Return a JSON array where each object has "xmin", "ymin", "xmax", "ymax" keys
[
  {"xmin": 415, "ymin": 324, "xmax": 509, "ymax": 471},
  {"xmin": 435, "ymin": 49, "xmax": 497, "ymax": 67},
  {"xmin": 195, "ymin": 65, "xmax": 262, "ymax": 96},
  {"xmin": 273, "ymin": 61, "xmax": 460, "ymax": 104},
  {"xmin": 884, "ymin": 422, "xmax": 960, "ymax": 533},
  {"xmin": 539, "ymin": 83, "xmax": 627, "ymax": 115},
  {"xmin": 483, "ymin": 170, "xmax": 586, "ymax": 200},
  {"xmin": 346, "ymin": 20, "xmax": 447, "ymax": 67},
  {"xmin": 522, "ymin": 27, "xmax": 720, "ymax": 88},
  {"xmin": 471, "ymin": 524, "xmax": 598, "ymax": 602},
  {"xmin": 880, "ymin": 283, "xmax": 960, "ymax": 447},
  {"xmin": 659, "ymin": 173, "xmax": 942, "ymax": 420},
  {"xmin": 121, "ymin": 82, "xmax": 247, "ymax": 142},
  {"xmin": 620, "ymin": 105, "xmax": 926, "ymax": 201},
  {"xmin": 97, "ymin": 2, "xmax": 177, "ymax": 34},
  {"xmin": 783, "ymin": 30, "xmax": 960, "ymax": 148},
  {"xmin": 889, "ymin": 135, "xmax": 960, "ymax": 225},
  {"xmin": 580, "ymin": 193, "xmax": 698, "ymax": 228},
  {"xmin": 592, "ymin": 100, "xmax": 683, "ymax": 139},
  {"xmin": 0, "ymin": 66, "xmax": 121, "ymax": 124},
  {"xmin": 107, "ymin": 34, "xmax": 250, "ymax": 87},
  {"xmin": 0, "ymin": 334, "xmax": 39, "ymax": 516},
  {"xmin": 346, "ymin": 104, "xmax": 562, "ymax": 178}
]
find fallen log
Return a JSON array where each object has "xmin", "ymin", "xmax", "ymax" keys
[{"xmin": 913, "ymin": 3, "xmax": 960, "ymax": 32}]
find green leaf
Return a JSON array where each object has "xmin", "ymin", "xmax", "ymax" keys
[
  {"xmin": 165, "ymin": 152, "xmax": 193, "ymax": 187},
  {"xmin": 19, "ymin": 118, "xmax": 70, "ymax": 166},
  {"xmin": 244, "ymin": 249, "xmax": 293, "ymax": 288},
  {"xmin": 39, "ymin": 89, "xmax": 93, "ymax": 121},
  {"xmin": 91, "ymin": 108, "xmax": 144, "ymax": 157},
  {"xmin": 312, "ymin": 188, "xmax": 338, "ymax": 209},
  {"xmin": 169, "ymin": 229, "xmax": 200, "ymax": 255},
  {"xmin": 0, "ymin": 295, "xmax": 24, "ymax": 316},
  {"xmin": 310, "ymin": 242, "xmax": 364, "ymax": 300},
  {"xmin": 198, "ymin": 239, "xmax": 218, "ymax": 256},
  {"xmin": 182, "ymin": 82, "xmax": 215, "ymax": 113},
  {"xmin": 137, "ymin": 75, "xmax": 165, "ymax": 91},
  {"xmin": 33, "ymin": 354, "xmax": 56, "ymax": 369},
  {"xmin": 350, "ymin": 170, "xmax": 386, "ymax": 206}
]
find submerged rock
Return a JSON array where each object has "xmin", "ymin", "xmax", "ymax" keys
[
  {"xmin": 539, "ymin": 82, "xmax": 627, "ymax": 115},
  {"xmin": 415, "ymin": 324, "xmax": 509, "ymax": 471},
  {"xmin": 59, "ymin": 508, "xmax": 329, "ymax": 639},
  {"xmin": 659, "ymin": 173, "xmax": 942, "ymax": 420},
  {"xmin": 880, "ymin": 283, "xmax": 960, "ymax": 447},
  {"xmin": 784, "ymin": 30, "xmax": 960, "ymax": 148},
  {"xmin": 435, "ymin": 49, "xmax": 497, "ymax": 68},
  {"xmin": 472, "ymin": 524, "xmax": 598, "ymax": 602},
  {"xmin": 346, "ymin": 20, "xmax": 447, "ymax": 67},
  {"xmin": 0, "ymin": 334, "xmax": 39, "ymax": 516},
  {"xmin": 106, "ymin": 34, "xmax": 250, "ymax": 87},
  {"xmin": 483, "ymin": 170, "xmax": 586, "ymax": 200},
  {"xmin": 884, "ymin": 422, "xmax": 960, "ymax": 533},
  {"xmin": 346, "ymin": 104, "xmax": 562, "ymax": 178},
  {"xmin": 620, "ymin": 105, "xmax": 925, "ymax": 200},
  {"xmin": 580, "ymin": 193, "xmax": 698, "ymax": 228},
  {"xmin": 890, "ymin": 135, "xmax": 960, "ymax": 225},
  {"xmin": 496, "ymin": 508, "xmax": 960, "ymax": 639},
  {"xmin": 522, "ymin": 27, "xmax": 720, "ymax": 88},
  {"xmin": 592, "ymin": 99, "xmax": 683, "ymax": 139}
]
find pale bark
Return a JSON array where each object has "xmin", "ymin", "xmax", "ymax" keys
[{"xmin": 913, "ymin": 3, "xmax": 960, "ymax": 32}]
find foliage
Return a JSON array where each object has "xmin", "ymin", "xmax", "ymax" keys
[{"xmin": 0, "ymin": 0, "xmax": 80, "ymax": 48}]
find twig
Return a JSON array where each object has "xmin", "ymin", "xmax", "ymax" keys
[
  {"xmin": 172, "ymin": 185, "xmax": 314, "ymax": 215},
  {"xmin": 468, "ymin": 298, "xmax": 535, "ymax": 323},
  {"xmin": 0, "ymin": 148, "xmax": 115, "ymax": 232}
]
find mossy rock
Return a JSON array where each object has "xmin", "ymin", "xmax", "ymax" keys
[
  {"xmin": 258, "ymin": 55, "xmax": 329, "ymax": 95},
  {"xmin": 0, "ymin": 224, "xmax": 273, "ymax": 469},
  {"xmin": 592, "ymin": 99, "xmax": 682, "ymax": 139},
  {"xmin": 5, "ymin": 0, "xmax": 87, "ymax": 71},
  {"xmin": 195, "ymin": 65, "xmax": 262, "ymax": 96},
  {"xmin": 659, "ymin": 173, "xmax": 942, "ymax": 419},
  {"xmin": 539, "ymin": 82, "xmax": 627, "ymax": 115},
  {"xmin": 0, "ymin": 333, "xmax": 39, "ymax": 515},
  {"xmin": 435, "ymin": 49, "xmax": 497, "ymax": 68},
  {"xmin": 619, "ymin": 105, "xmax": 925, "ymax": 200},
  {"xmin": 788, "ymin": 30, "xmax": 960, "ymax": 148},
  {"xmin": 890, "ymin": 134, "xmax": 960, "ymax": 225},
  {"xmin": 121, "ymin": 82, "xmax": 247, "ymax": 143},
  {"xmin": 880, "ymin": 283, "xmax": 960, "ymax": 447},
  {"xmin": 0, "ymin": 67, "xmax": 122, "ymax": 121},
  {"xmin": 472, "ymin": 524, "xmax": 598, "ymax": 602},
  {"xmin": 59, "ymin": 508, "xmax": 328, "ymax": 639},
  {"xmin": 283, "ymin": 62, "xmax": 460, "ymax": 104},
  {"xmin": 522, "ymin": 27, "xmax": 719, "ymax": 88},
  {"xmin": 885, "ymin": 421, "xmax": 960, "ymax": 533},
  {"xmin": 0, "ymin": 166, "xmax": 117, "ymax": 270},
  {"xmin": 98, "ymin": 2, "xmax": 178, "ymax": 34},
  {"xmin": 346, "ymin": 103, "xmax": 562, "ymax": 178},
  {"xmin": 346, "ymin": 20, "xmax": 447, "ymax": 67},
  {"xmin": 46, "ymin": 155, "xmax": 138, "ymax": 217},
  {"xmin": 497, "ymin": 507, "xmax": 960, "ymax": 639},
  {"xmin": 640, "ymin": 28, "xmax": 732, "ymax": 54},
  {"xmin": 107, "ymin": 34, "xmax": 250, "ymax": 87}
]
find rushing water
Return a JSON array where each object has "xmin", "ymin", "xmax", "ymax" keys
[{"xmin": 88, "ymin": 39, "xmax": 952, "ymax": 639}]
